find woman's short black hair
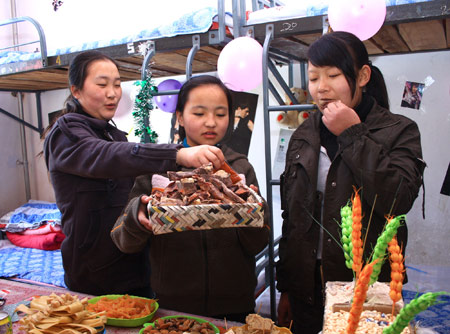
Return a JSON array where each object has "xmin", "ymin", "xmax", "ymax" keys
[
  {"xmin": 307, "ymin": 31, "xmax": 389, "ymax": 109},
  {"xmin": 176, "ymin": 75, "xmax": 234, "ymax": 143}
]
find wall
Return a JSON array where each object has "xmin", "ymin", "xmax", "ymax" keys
[
  {"xmin": 372, "ymin": 51, "xmax": 450, "ymax": 266},
  {"xmin": 0, "ymin": 92, "xmax": 26, "ymax": 215}
]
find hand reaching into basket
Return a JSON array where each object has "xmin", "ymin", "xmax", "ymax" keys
[{"xmin": 176, "ymin": 145, "xmax": 225, "ymax": 170}]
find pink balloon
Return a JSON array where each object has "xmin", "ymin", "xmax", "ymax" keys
[
  {"xmin": 217, "ymin": 36, "xmax": 263, "ymax": 92},
  {"xmin": 328, "ymin": 0, "xmax": 386, "ymax": 41},
  {"xmin": 155, "ymin": 79, "xmax": 182, "ymax": 113}
]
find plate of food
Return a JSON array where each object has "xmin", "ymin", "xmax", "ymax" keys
[
  {"xmin": 87, "ymin": 294, "xmax": 158, "ymax": 327},
  {"xmin": 226, "ymin": 314, "xmax": 292, "ymax": 334},
  {"xmin": 139, "ymin": 315, "xmax": 220, "ymax": 334}
]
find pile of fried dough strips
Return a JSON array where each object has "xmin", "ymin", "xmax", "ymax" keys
[{"xmin": 15, "ymin": 293, "xmax": 106, "ymax": 334}]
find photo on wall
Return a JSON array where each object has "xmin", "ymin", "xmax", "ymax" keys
[
  {"xmin": 169, "ymin": 91, "xmax": 258, "ymax": 158},
  {"xmin": 400, "ymin": 81, "xmax": 424, "ymax": 110},
  {"xmin": 227, "ymin": 91, "xmax": 258, "ymax": 157}
]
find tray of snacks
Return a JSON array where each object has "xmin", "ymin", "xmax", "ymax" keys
[
  {"xmin": 140, "ymin": 315, "xmax": 220, "ymax": 334},
  {"xmin": 147, "ymin": 163, "xmax": 264, "ymax": 235},
  {"xmin": 15, "ymin": 293, "xmax": 107, "ymax": 333},
  {"xmin": 87, "ymin": 294, "xmax": 158, "ymax": 327}
]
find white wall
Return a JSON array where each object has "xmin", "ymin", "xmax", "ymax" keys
[
  {"xmin": 372, "ymin": 51, "xmax": 450, "ymax": 266},
  {"xmin": 0, "ymin": 92, "xmax": 26, "ymax": 215}
]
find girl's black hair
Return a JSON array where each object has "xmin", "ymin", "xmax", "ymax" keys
[
  {"xmin": 176, "ymin": 75, "xmax": 234, "ymax": 143},
  {"xmin": 41, "ymin": 50, "xmax": 119, "ymax": 139},
  {"xmin": 307, "ymin": 31, "xmax": 389, "ymax": 109}
]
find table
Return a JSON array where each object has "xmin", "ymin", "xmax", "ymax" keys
[{"xmin": 0, "ymin": 279, "xmax": 241, "ymax": 334}]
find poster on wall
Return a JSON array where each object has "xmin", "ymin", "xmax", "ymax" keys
[
  {"xmin": 400, "ymin": 81, "xmax": 424, "ymax": 110},
  {"xmin": 227, "ymin": 91, "xmax": 258, "ymax": 157},
  {"xmin": 169, "ymin": 91, "xmax": 258, "ymax": 158}
]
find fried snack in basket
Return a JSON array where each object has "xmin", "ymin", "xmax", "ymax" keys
[
  {"xmin": 86, "ymin": 295, "xmax": 156, "ymax": 319},
  {"xmin": 15, "ymin": 293, "xmax": 106, "ymax": 334},
  {"xmin": 148, "ymin": 163, "xmax": 264, "ymax": 234}
]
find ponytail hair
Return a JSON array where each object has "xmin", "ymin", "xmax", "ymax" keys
[
  {"xmin": 366, "ymin": 63, "xmax": 389, "ymax": 109},
  {"xmin": 308, "ymin": 31, "xmax": 389, "ymax": 109}
]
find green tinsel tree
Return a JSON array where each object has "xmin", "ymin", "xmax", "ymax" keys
[{"xmin": 132, "ymin": 73, "xmax": 159, "ymax": 143}]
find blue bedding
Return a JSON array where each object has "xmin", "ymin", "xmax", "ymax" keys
[
  {"xmin": 0, "ymin": 246, "xmax": 66, "ymax": 287},
  {"xmin": 0, "ymin": 6, "xmax": 219, "ymax": 67},
  {"xmin": 403, "ymin": 290, "xmax": 450, "ymax": 333},
  {"xmin": 0, "ymin": 200, "xmax": 61, "ymax": 233}
]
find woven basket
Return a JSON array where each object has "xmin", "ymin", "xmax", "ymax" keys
[{"xmin": 147, "ymin": 186, "xmax": 264, "ymax": 235}]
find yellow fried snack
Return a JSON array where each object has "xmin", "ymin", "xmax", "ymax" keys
[{"xmin": 15, "ymin": 293, "xmax": 106, "ymax": 334}]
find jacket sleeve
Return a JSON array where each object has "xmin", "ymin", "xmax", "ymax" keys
[
  {"xmin": 337, "ymin": 116, "xmax": 424, "ymax": 216},
  {"xmin": 45, "ymin": 122, "xmax": 180, "ymax": 179},
  {"xmin": 111, "ymin": 195, "xmax": 152, "ymax": 254}
]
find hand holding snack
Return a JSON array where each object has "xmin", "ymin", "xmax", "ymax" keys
[
  {"xmin": 322, "ymin": 100, "xmax": 361, "ymax": 136},
  {"xmin": 176, "ymin": 145, "xmax": 225, "ymax": 170}
]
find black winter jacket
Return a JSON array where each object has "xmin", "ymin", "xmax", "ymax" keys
[
  {"xmin": 276, "ymin": 97, "xmax": 424, "ymax": 304},
  {"xmin": 44, "ymin": 112, "xmax": 181, "ymax": 295},
  {"xmin": 111, "ymin": 145, "xmax": 269, "ymax": 316}
]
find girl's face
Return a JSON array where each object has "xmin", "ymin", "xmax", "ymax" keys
[
  {"xmin": 177, "ymin": 84, "xmax": 229, "ymax": 147},
  {"xmin": 307, "ymin": 62, "xmax": 368, "ymax": 112},
  {"xmin": 71, "ymin": 59, "xmax": 122, "ymax": 121}
]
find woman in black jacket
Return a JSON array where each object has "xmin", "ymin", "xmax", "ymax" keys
[
  {"xmin": 43, "ymin": 51, "xmax": 225, "ymax": 297},
  {"xmin": 276, "ymin": 32, "xmax": 424, "ymax": 334}
]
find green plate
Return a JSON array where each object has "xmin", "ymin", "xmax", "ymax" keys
[
  {"xmin": 139, "ymin": 315, "xmax": 220, "ymax": 334},
  {"xmin": 88, "ymin": 294, "xmax": 159, "ymax": 327}
]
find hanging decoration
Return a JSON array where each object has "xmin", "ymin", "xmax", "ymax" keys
[
  {"xmin": 52, "ymin": 0, "xmax": 64, "ymax": 11},
  {"xmin": 327, "ymin": 0, "xmax": 386, "ymax": 41},
  {"xmin": 154, "ymin": 79, "xmax": 182, "ymax": 113},
  {"xmin": 217, "ymin": 36, "xmax": 263, "ymax": 92},
  {"xmin": 132, "ymin": 72, "xmax": 159, "ymax": 143}
]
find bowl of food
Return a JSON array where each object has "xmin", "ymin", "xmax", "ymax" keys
[
  {"xmin": 139, "ymin": 315, "xmax": 220, "ymax": 334},
  {"xmin": 87, "ymin": 294, "xmax": 158, "ymax": 327}
]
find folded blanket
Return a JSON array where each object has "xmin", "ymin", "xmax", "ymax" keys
[
  {"xmin": 0, "ymin": 200, "xmax": 61, "ymax": 233},
  {"xmin": 20, "ymin": 223, "xmax": 62, "ymax": 235},
  {"xmin": 6, "ymin": 231, "xmax": 65, "ymax": 251}
]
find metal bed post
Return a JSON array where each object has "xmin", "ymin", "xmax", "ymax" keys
[
  {"xmin": 17, "ymin": 92, "xmax": 31, "ymax": 201},
  {"xmin": 262, "ymin": 23, "xmax": 277, "ymax": 322},
  {"xmin": 186, "ymin": 35, "xmax": 200, "ymax": 80}
]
